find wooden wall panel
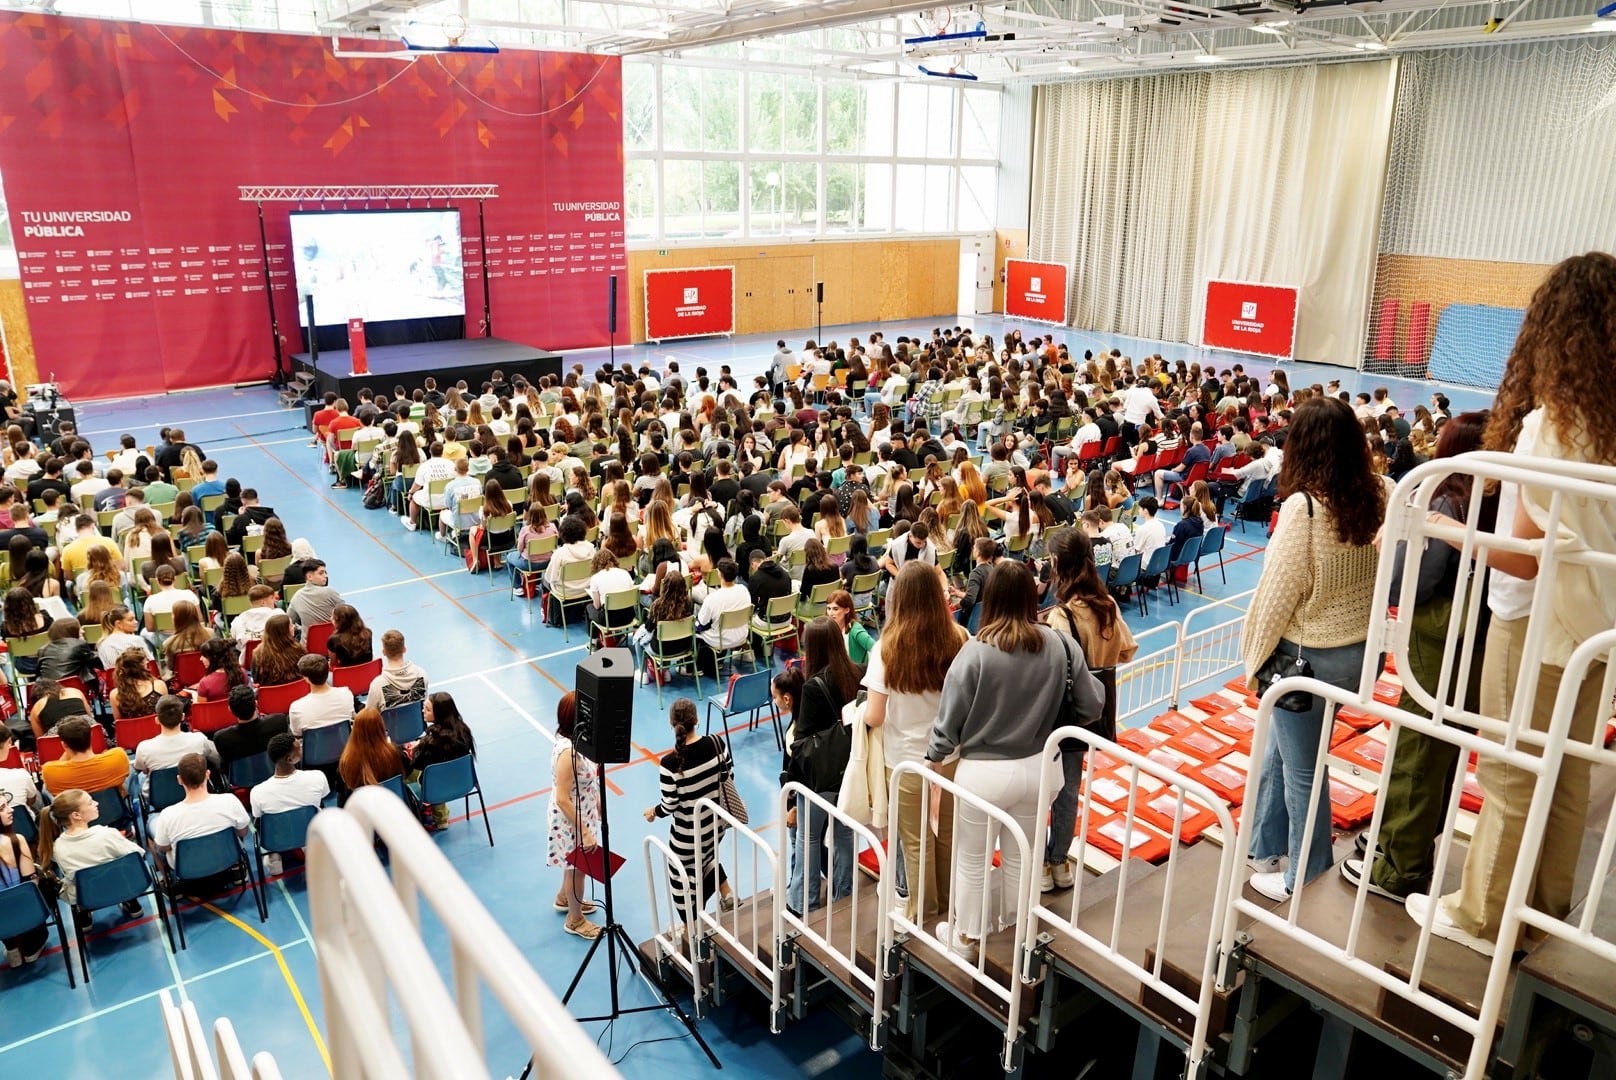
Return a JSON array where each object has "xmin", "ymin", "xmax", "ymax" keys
[
  {"xmin": 993, "ymin": 229, "xmax": 1028, "ymax": 313},
  {"xmin": 0, "ymin": 280, "xmax": 37, "ymax": 387},
  {"xmin": 626, "ymin": 238, "xmax": 962, "ymax": 344}
]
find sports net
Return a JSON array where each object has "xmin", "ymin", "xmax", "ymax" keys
[{"xmin": 1364, "ymin": 38, "xmax": 1616, "ymax": 387}]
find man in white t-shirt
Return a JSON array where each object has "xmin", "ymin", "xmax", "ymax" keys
[
  {"xmin": 150, "ymin": 753, "xmax": 249, "ymax": 878},
  {"xmin": 287, "ymin": 654, "xmax": 355, "ymax": 735},
  {"xmin": 0, "ymin": 728, "xmax": 36, "ymax": 812},
  {"xmin": 229, "ymin": 585, "xmax": 281, "ymax": 656},
  {"xmin": 141, "ymin": 564, "xmax": 202, "ymax": 637},
  {"xmin": 132, "ymin": 695, "xmax": 219, "ymax": 796},
  {"xmin": 1131, "ymin": 497, "xmax": 1169, "ymax": 571},
  {"xmin": 249, "ymin": 732, "xmax": 330, "ymax": 875}
]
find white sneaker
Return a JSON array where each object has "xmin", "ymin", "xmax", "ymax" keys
[
  {"xmin": 1247, "ymin": 871, "xmax": 1292, "ymax": 902},
  {"xmin": 635, "ymin": 669, "xmax": 649, "ymax": 685},
  {"xmin": 1040, "ymin": 864, "xmax": 1055, "ymax": 893},
  {"xmin": 403, "ymin": 519, "xmax": 418, "ymax": 532},
  {"xmin": 934, "ymin": 920, "xmax": 979, "ymax": 962},
  {"xmin": 3, "ymin": 947, "xmax": 19, "ymax": 968},
  {"xmin": 264, "ymin": 853, "xmax": 283, "ymax": 877},
  {"xmin": 1247, "ymin": 854, "xmax": 1286, "ymax": 874},
  {"xmin": 1404, "ymin": 893, "xmax": 1494, "ymax": 957},
  {"xmin": 1052, "ymin": 860, "xmax": 1075, "ymax": 889}
]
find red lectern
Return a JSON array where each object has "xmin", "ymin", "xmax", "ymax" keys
[{"xmin": 347, "ymin": 317, "xmax": 368, "ymax": 376}]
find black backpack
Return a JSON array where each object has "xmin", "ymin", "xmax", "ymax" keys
[{"xmin": 362, "ymin": 474, "xmax": 388, "ymax": 510}]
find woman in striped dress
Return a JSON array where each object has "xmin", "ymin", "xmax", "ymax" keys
[{"xmin": 643, "ymin": 698, "xmax": 737, "ymax": 922}]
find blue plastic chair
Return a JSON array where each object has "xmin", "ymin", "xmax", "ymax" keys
[
  {"xmin": 300, "ymin": 720, "xmax": 351, "ymax": 770},
  {"xmin": 71, "ymin": 851, "xmax": 173, "ymax": 982},
  {"xmin": 1139, "ymin": 546, "xmax": 1171, "ymax": 617},
  {"xmin": 255, "ymin": 805, "xmax": 317, "ymax": 884},
  {"xmin": 142, "ymin": 766, "xmax": 184, "ymax": 833},
  {"xmin": 1196, "ymin": 525, "xmax": 1228, "ymax": 589},
  {"xmin": 90, "ymin": 786, "xmax": 139, "ymax": 841},
  {"xmin": 381, "ymin": 700, "xmax": 425, "ymax": 745},
  {"xmin": 408, "ymin": 755, "xmax": 492, "ymax": 846},
  {"xmin": 1109, "ymin": 552, "xmax": 1143, "ymax": 616},
  {"xmin": 377, "ymin": 774, "xmax": 407, "ymax": 802},
  {"xmin": 704, "ymin": 668, "xmax": 782, "ymax": 750},
  {"xmin": 11, "ymin": 803, "xmax": 37, "ymax": 843},
  {"xmin": 0, "ymin": 878, "xmax": 74, "ymax": 987},
  {"xmin": 1166, "ymin": 541, "xmax": 1200, "ymax": 605},
  {"xmin": 165, "ymin": 828, "xmax": 265, "ymax": 948},
  {"xmin": 227, "ymin": 752, "xmax": 273, "ymax": 790}
]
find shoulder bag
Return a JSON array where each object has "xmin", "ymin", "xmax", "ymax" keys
[
  {"xmin": 714, "ymin": 735, "xmax": 749, "ymax": 826},
  {"xmin": 1256, "ymin": 493, "xmax": 1316, "ymax": 712}
]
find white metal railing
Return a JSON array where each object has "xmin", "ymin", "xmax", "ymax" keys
[
  {"xmin": 162, "ymin": 989, "xmax": 284, "ymax": 1080},
  {"xmin": 1169, "ymin": 588, "xmax": 1255, "ymax": 709},
  {"xmin": 307, "ymin": 788, "xmax": 619, "ymax": 1079},
  {"xmin": 1026, "ymin": 726, "xmax": 1241, "ymax": 1077},
  {"xmin": 882, "ymin": 762, "xmax": 1036, "ymax": 1072},
  {"xmin": 690, "ymin": 797, "xmax": 785, "ymax": 1030},
  {"xmin": 1116, "ymin": 622, "xmax": 1181, "ymax": 725},
  {"xmin": 778, "ymin": 781, "xmax": 889, "ymax": 1047},
  {"xmin": 1212, "ymin": 452, "xmax": 1616, "ymax": 1080},
  {"xmin": 642, "ymin": 835, "xmax": 704, "ymax": 1009}
]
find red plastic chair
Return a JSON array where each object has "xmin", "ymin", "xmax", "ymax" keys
[
  {"xmin": 173, "ymin": 651, "xmax": 207, "ymax": 689},
  {"xmin": 331, "ymin": 658, "xmax": 383, "ymax": 698},
  {"xmin": 188, "ymin": 698, "xmax": 235, "ymax": 735},
  {"xmin": 255, "ymin": 680, "xmax": 308, "ymax": 715},
  {"xmin": 242, "ymin": 638, "xmax": 262, "ymax": 670},
  {"xmin": 305, "ymin": 622, "xmax": 335, "ymax": 656},
  {"xmin": 37, "ymin": 725, "xmax": 109, "ymax": 764},
  {"xmin": 114, "ymin": 714, "xmax": 160, "ymax": 753}
]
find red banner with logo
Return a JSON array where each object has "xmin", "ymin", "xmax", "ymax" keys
[
  {"xmin": 1003, "ymin": 259, "xmax": 1068, "ymax": 324},
  {"xmin": 0, "ymin": 13, "xmax": 626, "ymax": 399},
  {"xmin": 644, "ymin": 267, "xmax": 735, "ymax": 341},
  {"xmin": 1201, "ymin": 281, "xmax": 1299, "ymax": 359}
]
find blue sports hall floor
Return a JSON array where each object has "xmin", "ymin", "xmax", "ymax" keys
[{"xmin": 0, "ymin": 316, "xmax": 1497, "ymax": 1078}]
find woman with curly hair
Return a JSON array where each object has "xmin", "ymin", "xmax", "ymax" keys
[
  {"xmin": 1240, "ymin": 396, "xmax": 1386, "ymax": 901},
  {"xmin": 325, "ymin": 604, "xmax": 373, "ymax": 667},
  {"xmin": 76, "ymin": 544, "xmax": 125, "ymax": 600},
  {"xmin": 250, "ymin": 613, "xmax": 304, "ymax": 687},
  {"xmin": 192, "ymin": 636, "xmax": 247, "ymax": 702},
  {"xmin": 111, "ymin": 647, "xmax": 163, "ymax": 720},
  {"xmin": 218, "ymin": 552, "xmax": 255, "ymax": 606},
  {"xmin": 1410, "ymin": 252, "xmax": 1616, "ymax": 956}
]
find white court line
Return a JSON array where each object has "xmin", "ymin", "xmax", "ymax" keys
[
  {"xmin": 79, "ymin": 406, "xmax": 290, "ymax": 438},
  {"xmin": 434, "ymin": 643, "xmax": 587, "ymax": 687},
  {"xmin": 477, "ymin": 671, "xmax": 555, "ymax": 743},
  {"xmin": 344, "ymin": 567, "xmax": 465, "ymax": 596},
  {"xmin": 0, "ymin": 943, "xmax": 301, "ymax": 1054},
  {"xmin": 206, "ymin": 436, "xmax": 310, "ymax": 454}
]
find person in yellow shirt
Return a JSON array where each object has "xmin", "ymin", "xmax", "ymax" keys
[{"xmin": 59, "ymin": 514, "xmax": 124, "ymax": 579}]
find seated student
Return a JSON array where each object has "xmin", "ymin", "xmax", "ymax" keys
[
  {"xmin": 365, "ymin": 630, "xmax": 429, "ymax": 711},
  {"xmin": 0, "ymin": 727, "xmax": 37, "ymax": 811},
  {"xmin": 436, "ymin": 458, "xmax": 482, "ymax": 539},
  {"xmin": 34, "ymin": 618, "xmax": 101, "ymax": 684},
  {"xmin": 0, "ymin": 794, "xmax": 48, "ymax": 963},
  {"xmin": 250, "ymin": 732, "xmax": 330, "ymax": 860},
  {"xmin": 213, "ymin": 685, "xmax": 292, "ymax": 778},
  {"xmin": 250, "ymin": 614, "xmax": 305, "ymax": 688},
  {"xmin": 324, "ymin": 604, "xmax": 373, "ymax": 668},
  {"xmin": 692, "ymin": 558, "xmax": 752, "ymax": 677},
  {"xmin": 540, "ymin": 516, "xmax": 595, "ymax": 624},
  {"xmin": 150, "ymin": 753, "xmax": 249, "ymax": 879},
  {"xmin": 952, "ymin": 536, "xmax": 1000, "ymax": 628},
  {"xmin": 287, "ymin": 654, "xmax": 355, "ymax": 736},
  {"xmin": 878, "ymin": 519, "xmax": 936, "ymax": 577},
  {"xmin": 133, "ymin": 695, "xmax": 220, "ymax": 796},
  {"xmin": 336, "ymin": 707, "xmax": 406, "ymax": 806},
  {"xmin": 192, "ymin": 637, "xmax": 248, "ymax": 703},
  {"xmin": 228, "ymin": 585, "xmax": 281, "ymax": 655},
  {"xmin": 286, "ymin": 559, "xmax": 344, "ymax": 636},
  {"xmin": 141, "ymin": 564, "xmax": 200, "ymax": 639},
  {"xmin": 34, "ymin": 788, "xmax": 146, "ymax": 924},
  {"xmin": 409, "ymin": 693, "xmax": 476, "ymax": 829},
  {"xmin": 27, "ymin": 679, "xmax": 93, "ymax": 740},
  {"xmin": 1130, "ymin": 496, "xmax": 1169, "ymax": 570},
  {"xmin": 584, "ymin": 549, "xmax": 635, "ymax": 632},
  {"xmin": 40, "ymin": 717, "xmax": 130, "ymax": 798}
]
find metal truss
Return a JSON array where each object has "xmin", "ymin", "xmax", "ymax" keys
[{"xmin": 238, "ymin": 185, "xmax": 499, "ymax": 202}]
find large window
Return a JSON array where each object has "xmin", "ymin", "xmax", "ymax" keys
[{"xmin": 625, "ymin": 56, "xmax": 1000, "ymax": 244}]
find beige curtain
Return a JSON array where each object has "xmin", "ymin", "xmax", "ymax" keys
[{"xmin": 1030, "ymin": 60, "xmax": 1398, "ymax": 366}]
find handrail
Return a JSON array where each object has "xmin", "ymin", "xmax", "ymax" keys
[
  {"xmin": 1115, "ymin": 622, "xmax": 1181, "ymax": 726},
  {"xmin": 882, "ymin": 763, "xmax": 1035, "ymax": 1071},
  {"xmin": 1169, "ymin": 587, "xmax": 1255, "ymax": 709},
  {"xmin": 308, "ymin": 788, "xmax": 619, "ymax": 1079},
  {"xmin": 691, "ymin": 797, "xmax": 784, "ymax": 1031},
  {"xmin": 641, "ymin": 833, "xmax": 703, "ymax": 1006},
  {"xmin": 162, "ymin": 990, "xmax": 285, "ymax": 1080},
  {"xmin": 778, "ymin": 781, "xmax": 889, "ymax": 1048},
  {"xmin": 1025, "ymin": 726, "xmax": 1240, "ymax": 1076}
]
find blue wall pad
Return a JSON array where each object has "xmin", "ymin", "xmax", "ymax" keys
[{"xmin": 1426, "ymin": 303, "xmax": 1524, "ymax": 389}]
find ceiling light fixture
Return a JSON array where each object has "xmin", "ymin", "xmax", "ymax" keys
[
  {"xmin": 1584, "ymin": 18, "xmax": 1616, "ymax": 31},
  {"xmin": 1194, "ymin": 53, "xmax": 1227, "ymax": 62},
  {"xmin": 1355, "ymin": 40, "xmax": 1389, "ymax": 50}
]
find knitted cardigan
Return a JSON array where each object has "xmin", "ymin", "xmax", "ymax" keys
[{"xmin": 1240, "ymin": 492, "xmax": 1379, "ymax": 683}]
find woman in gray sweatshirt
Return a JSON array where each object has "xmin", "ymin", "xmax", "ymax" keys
[{"xmin": 926, "ymin": 561, "xmax": 1104, "ymax": 960}]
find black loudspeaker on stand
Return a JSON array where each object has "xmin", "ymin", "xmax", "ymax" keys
[
  {"xmin": 815, "ymin": 280, "xmax": 824, "ymax": 347},
  {"xmin": 304, "ymin": 295, "xmax": 320, "ymax": 402},
  {"xmin": 521, "ymin": 649, "xmax": 719, "ymax": 1076}
]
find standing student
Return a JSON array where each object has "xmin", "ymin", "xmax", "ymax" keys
[
  {"xmin": 643, "ymin": 698, "xmax": 737, "ymax": 923},
  {"xmin": 782, "ymin": 618, "xmax": 859, "ymax": 914}
]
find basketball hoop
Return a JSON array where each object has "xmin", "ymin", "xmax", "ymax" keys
[{"xmin": 443, "ymin": 13, "xmax": 467, "ymax": 48}]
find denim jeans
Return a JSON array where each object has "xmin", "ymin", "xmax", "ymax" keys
[
  {"xmin": 1248, "ymin": 638, "xmax": 1368, "ymax": 892},
  {"xmin": 787, "ymin": 790, "xmax": 853, "ymax": 913},
  {"xmin": 1045, "ymin": 747, "xmax": 1085, "ymax": 865}
]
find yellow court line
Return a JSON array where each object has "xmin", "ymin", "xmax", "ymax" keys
[{"xmin": 203, "ymin": 903, "xmax": 333, "ymax": 1074}]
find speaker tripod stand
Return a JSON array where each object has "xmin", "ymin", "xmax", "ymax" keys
[{"xmin": 520, "ymin": 756, "xmax": 719, "ymax": 1076}]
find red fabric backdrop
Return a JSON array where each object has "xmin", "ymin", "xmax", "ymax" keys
[{"xmin": 0, "ymin": 13, "xmax": 626, "ymax": 399}]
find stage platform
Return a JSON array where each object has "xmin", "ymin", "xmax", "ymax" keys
[{"xmin": 291, "ymin": 337, "xmax": 564, "ymax": 401}]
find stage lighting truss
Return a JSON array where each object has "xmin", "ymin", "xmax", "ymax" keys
[{"xmin": 238, "ymin": 185, "xmax": 499, "ymax": 203}]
